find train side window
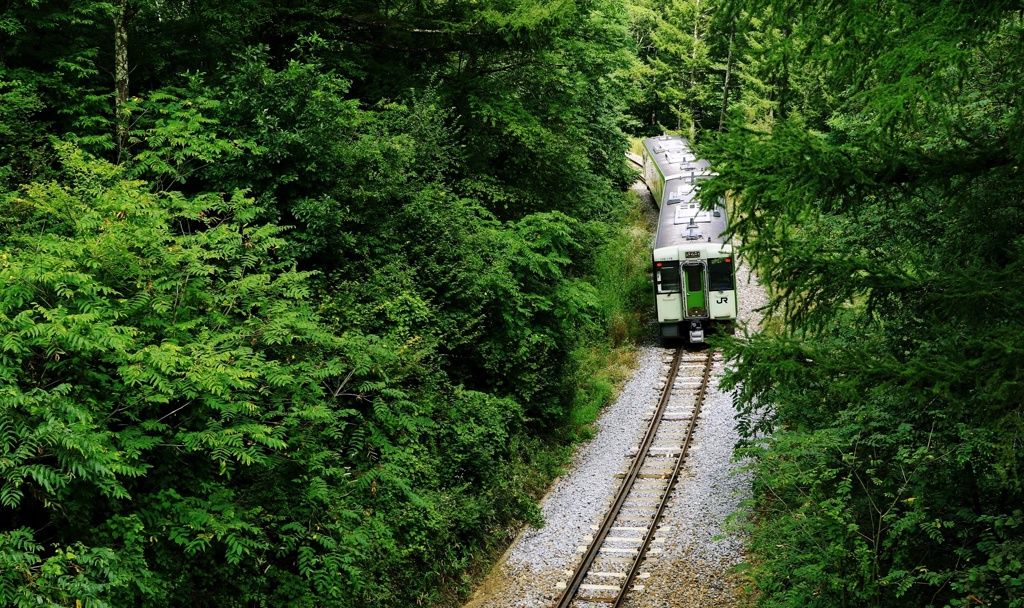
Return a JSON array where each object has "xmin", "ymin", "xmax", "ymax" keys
[
  {"xmin": 709, "ymin": 258, "xmax": 734, "ymax": 291},
  {"xmin": 685, "ymin": 265, "xmax": 703, "ymax": 292},
  {"xmin": 656, "ymin": 263, "xmax": 681, "ymax": 293}
]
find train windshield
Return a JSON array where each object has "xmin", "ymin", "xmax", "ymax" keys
[
  {"xmin": 656, "ymin": 263, "xmax": 681, "ymax": 293},
  {"xmin": 709, "ymin": 258, "xmax": 734, "ymax": 291}
]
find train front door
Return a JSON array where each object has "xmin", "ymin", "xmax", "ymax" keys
[
  {"xmin": 683, "ymin": 263, "xmax": 708, "ymax": 316},
  {"xmin": 683, "ymin": 262, "xmax": 708, "ymax": 341}
]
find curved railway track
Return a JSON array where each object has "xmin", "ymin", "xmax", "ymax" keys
[
  {"xmin": 553, "ymin": 347, "xmax": 716, "ymax": 607},
  {"xmin": 626, "ymin": 152, "xmax": 646, "ymax": 185}
]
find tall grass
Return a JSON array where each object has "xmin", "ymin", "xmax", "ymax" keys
[
  {"xmin": 564, "ymin": 190, "xmax": 653, "ymax": 440},
  {"xmin": 629, "ymin": 136, "xmax": 646, "ymax": 157}
]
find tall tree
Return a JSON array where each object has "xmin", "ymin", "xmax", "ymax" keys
[
  {"xmin": 0, "ymin": 0, "xmax": 643, "ymax": 605},
  {"xmin": 705, "ymin": 1, "xmax": 1024, "ymax": 605},
  {"xmin": 112, "ymin": 0, "xmax": 133, "ymax": 161}
]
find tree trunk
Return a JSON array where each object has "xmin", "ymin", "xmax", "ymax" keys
[
  {"xmin": 719, "ymin": 23, "xmax": 736, "ymax": 131},
  {"xmin": 113, "ymin": 0, "xmax": 133, "ymax": 163},
  {"xmin": 688, "ymin": 0, "xmax": 701, "ymax": 139}
]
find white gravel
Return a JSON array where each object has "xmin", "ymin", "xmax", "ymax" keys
[
  {"xmin": 463, "ymin": 188, "xmax": 770, "ymax": 608},
  {"xmin": 462, "ymin": 347, "xmax": 669, "ymax": 607}
]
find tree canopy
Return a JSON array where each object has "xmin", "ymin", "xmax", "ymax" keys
[
  {"xmin": 696, "ymin": 1, "xmax": 1024, "ymax": 606},
  {"xmin": 0, "ymin": 1, "xmax": 651, "ymax": 605}
]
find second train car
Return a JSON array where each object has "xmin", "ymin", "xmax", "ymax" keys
[{"xmin": 641, "ymin": 134, "xmax": 737, "ymax": 343}]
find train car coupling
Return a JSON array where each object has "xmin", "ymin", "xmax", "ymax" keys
[{"xmin": 689, "ymin": 320, "xmax": 705, "ymax": 343}]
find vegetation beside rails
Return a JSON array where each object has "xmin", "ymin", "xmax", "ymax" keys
[
  {"xmin": 446, "ymin": 189, "xmax": 654, "ymax": 605},
  {"xmin": 566, "ymin": 193, "xmax": 654, "ymax": 439},
  {"xmin": 0, "ymin": 2, "xmax": 653, "ymax": 606},
  {"xmin": 703, "ymin": 4, "xmax": 1024, "ymax": 607}
]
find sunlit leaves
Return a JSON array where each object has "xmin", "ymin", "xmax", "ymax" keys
[{"xmin": 0, "ymin": 146, "xmax": 395, "ymax": 605}]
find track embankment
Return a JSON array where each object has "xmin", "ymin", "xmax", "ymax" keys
[{"xmin": 462, "ymin": 184, "xmax": 768, "ymax": 608}]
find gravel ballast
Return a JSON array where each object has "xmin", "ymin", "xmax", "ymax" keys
[
  {"xmin": 625, "ymin": 253, "xmax": 767, "ymax": 608},
  {"xmin": 463, "ymin": 188, "xmax": 769, "ymax": 608}
]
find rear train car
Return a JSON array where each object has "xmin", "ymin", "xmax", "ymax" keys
[{"xmin": 641, "ymin": 135, "xmax": 737, "ymax": 343}]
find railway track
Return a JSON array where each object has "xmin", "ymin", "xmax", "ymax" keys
[
  {"xmin": 553, "ymin": 347, "xmax": 716, "ymax": 607},
  {"xmin": 625, "ymin": 152, "xmax": 646, "ymax": 186}
]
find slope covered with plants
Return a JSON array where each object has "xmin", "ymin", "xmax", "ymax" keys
[
  {"xmin": 695, "ymin": 1, "xmax": 1024, "ymax": 606},
  {"xmin": 0, "ymin": 1, "xmax": 653, "ymax": 606}
]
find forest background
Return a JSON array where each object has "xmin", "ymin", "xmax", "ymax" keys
[{"xmin": 1, "ymin": 0, "xmax": 1022, "ymax": 607}]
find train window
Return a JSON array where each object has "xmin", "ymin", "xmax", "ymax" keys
[
  {"xmin": 709, "ymin": 258, "xmax": 734, "ymax": 291},
  {"xmin": 685, "ymin": 265, "xmax": 703, "ymax": 292},
  {"xmin": 656, "ymin": 263, "xmax": 681, "ymax": 293}
]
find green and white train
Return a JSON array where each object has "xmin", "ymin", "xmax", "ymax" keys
[{"xmin": 641, "ymin": 135, "xmax": 737, "ymax": 343}]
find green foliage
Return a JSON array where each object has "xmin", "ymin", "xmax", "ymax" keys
[
  {"xmin": 0, "ymin": 0, "xmax": 650, "ymax": 603},
  {"xmin": 709, "ymin": 3, "xmax": 1024, "ymax": 607},
  {"xmin": 1, "ymin": 144, "xmax": 389, "ymax": 605},
  {"xmin": 589, "ymin": 191, "xmax": 653, "ymax": 347},
  {"xmin": 0, "ymin": 527, "xmax": 153, "ymax": 608},
  {"xmin": 623, "ymin": 0, "xmax": 743, "ymax": 137},
  {"xmin": 0, "ymin": 77, "xmax": 46, "ymax": 191},
  {"xmin": 647, "ymin": 0, "xmax": 717, "ymax": 134}
]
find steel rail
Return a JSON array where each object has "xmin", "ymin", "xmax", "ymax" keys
[
  {"xmin": 552, "ymin": 347, "xmax": 684, "ymax": 608},
  {"xmin": 625, "ymin": 152, "xmax": 647, "ymax": 186},
  {"xmin": 610, "ymin": 350, "xmax": 714, "ymax": 607}
]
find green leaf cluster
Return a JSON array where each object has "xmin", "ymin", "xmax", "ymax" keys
[
  {"xmin": 0, "ymin": 0, "xmax": 652, "ymax": 605},
  {"xmin": 706, "ymin": 2, "xmax": 1024, "ymax": 606}
]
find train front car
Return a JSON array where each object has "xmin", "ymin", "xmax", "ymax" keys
[{"xmin": 642, "ymin": 135, "xmax": 737, "ymax": 344}]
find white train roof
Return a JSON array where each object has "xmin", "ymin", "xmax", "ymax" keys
[{"xmin": 642, "ymin": 135, "xmax": 729, "ymax": 250}]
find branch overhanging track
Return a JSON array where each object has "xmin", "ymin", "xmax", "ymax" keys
[{"xmin": 553, "ymin": 346, "xmax": 715, "ymax": 607}]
